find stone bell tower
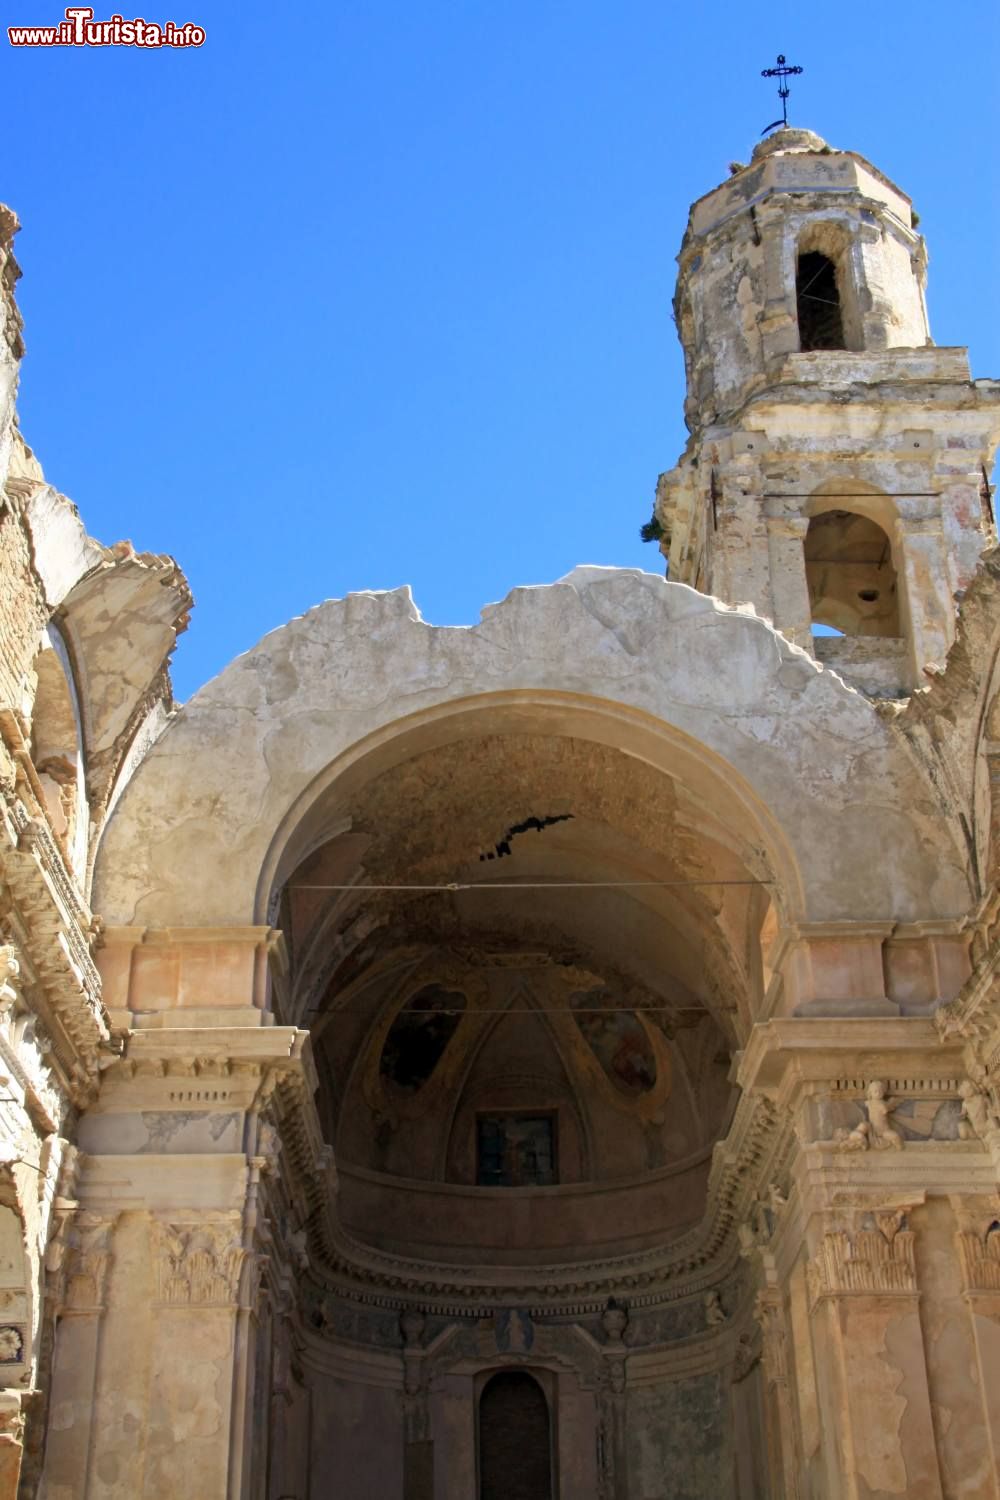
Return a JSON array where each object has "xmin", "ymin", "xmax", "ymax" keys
[{"xmin": 654, "ymin": 126, "xmax": 1000, "ymax": 695}]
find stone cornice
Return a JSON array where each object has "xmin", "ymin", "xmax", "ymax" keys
[
  {"xmin": 737, "ymin": 1016, "xmax": 964, "ymax": 1097},
  {"xmin": 305, "ymin": 1084, "xmax": 785, "ymax": 1316}
]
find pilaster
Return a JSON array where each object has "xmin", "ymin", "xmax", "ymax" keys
[
  {"xmin": 753, "ymin": 1287, "xmax": 801, "ymax": 1500},
  {"xmin": 735, "ymin": 1011, "xmax": 1000, "ymax": 1500},
  {"xmin": 952, "ymin": 1198, "xmax": 1000, "ymax": 1495},
  {"xmin": 38, "ymin": 1026, "xmax": 319, "ymax": 1500}
]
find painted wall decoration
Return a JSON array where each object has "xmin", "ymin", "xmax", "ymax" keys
[
  {"xmin": 571, "ymin": 990, "xmax": 657, "ymax": 1096},
  {"xmin": 379, "ymin": 984, "xmax": 466, "ymax": 1092},
  {"xmin": 477, "ymin": 1113, "xmax": 557, "ymax": 1187}
]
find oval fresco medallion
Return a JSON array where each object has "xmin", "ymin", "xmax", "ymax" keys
[
  {"xmin": 379, "ymin": 984, "xmax": 466, "ymax": 1093},
  {"xmin": 571, "ymin": 989, "xmax": 656, "ymax": 1096}
]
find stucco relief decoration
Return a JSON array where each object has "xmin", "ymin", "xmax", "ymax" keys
[
  {"xmin": 493, "ymin": 1307, "xmax": 534, "ymax": 1353},
  {"xmin": 834, "ymin": 1081, "xmax": 904, "ymax": 1152},
  {"xmin": 955, "ymin": 1213, "xmax": 1000, "ymax": 1294},
  {"xmin": 0, "ymin": 1326, "xmax": 23, "ymax": 1363},
  {"xmin": 737, "ymin": 1183, "xmax": 787, "ymax": 1261},
  {"xmin": 958, "ymin": 1077, "xmax": 1000, "ymax": 1144},
  {"xmin": 704, "ymin": 1289, "xmax": 726, "ymax": 1326},
  {"xmin": 63, "ymin": 1210, "xmax": 117, "ymax": 1312},
  {"xmin": 753, "ymin": 1291, "xmax": 789, "ymax": 1385},
  {"xmin": 0, "ymin": 946, "xmax": 20, "ymax": 1020},
  {"xmin": 154, "ymin": 1216, "xmax": 247, "ymax": 1306},
  {"xmin": 732, "ymin": 1332, "xmax": 760, "ymax": 1383},
  {"xmin": 399, "ymin": 1308, "xmax": 426, "ymax": 1400},
  {"xmin": 808, "ymin": 1208, "xmax": 917, "ymax": 1304},
  {"xmin": 601, "ymin": 1299, "xmax": 629, "ymax": 1393},
  {"xmin": 0, "ymin": 944, "xmax": 62, "ymax": 1122}
]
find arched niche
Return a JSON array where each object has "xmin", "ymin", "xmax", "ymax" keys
[{"xmin": 478, "ymin": 1369, "xmax": 554, "ymax": 1500}]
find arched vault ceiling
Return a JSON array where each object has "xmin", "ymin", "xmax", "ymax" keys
[{"xmin": 281, "ymin": 733, "xmax": 760, "ymax": 1037}]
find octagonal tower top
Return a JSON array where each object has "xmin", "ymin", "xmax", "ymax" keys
[{"xmin": 674, "ymin": 127, "xmax": 929, "ymax": 431}]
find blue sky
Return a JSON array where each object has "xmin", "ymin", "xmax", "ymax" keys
[{"xmin": 5, "ymin": 0, "xmax": 999, "ymax": 699}]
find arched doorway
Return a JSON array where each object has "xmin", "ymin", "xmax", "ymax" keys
[{"xmin": 478, "ymin": 1371, "xmax": 553, "ymax": 1500}]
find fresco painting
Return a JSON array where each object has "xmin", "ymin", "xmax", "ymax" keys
[
  {"xmin": 572, "ymin": 990, "xmax": 657, "ymax": 1095},
  {"xmin": 477, "ymin": 1114, "xmax": 557, "ymax": 1187}
]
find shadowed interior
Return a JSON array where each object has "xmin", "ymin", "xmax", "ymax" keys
[{"xmin": 271, "ymin": 725, "xmax": 768, "ymax": 1267}]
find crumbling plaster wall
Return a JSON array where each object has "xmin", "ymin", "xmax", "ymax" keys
[{"xmin": 94, "ymin": 567, "xmax": 972, "ymax": 937}]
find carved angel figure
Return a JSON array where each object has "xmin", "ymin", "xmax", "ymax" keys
[
  {"xmin": 958, "ymin": 1079, "xmax": 1000, "ymax": 1143},
  {"xmin": 835, "ymin": 1120, "xmax": 870, "ymax": 1153},
  {"xmin": 704, "ymin": 1290, "xmax": 726, "ymax": 1327},
  {"xmin": 737, "ymin": 1221, "xmax": 759, "ymax": 1258},
  {"xmin": 0, "ymin": 946, "xmax": 20, "ymax": 1021},
  {"xmin": 864, "ymin": 1081, "xmax": 903, "ymax": 1150}
]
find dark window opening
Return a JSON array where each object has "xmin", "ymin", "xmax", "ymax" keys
[
  {"xmin": 379, "ymin": 985, "xmax": 466, "ymax": 1092},
  {"xmin": 477, "ymin": 1114, "xmax": 556, "ymax": 1187},
  {"xmin": 479, "ymin": 1372, "xmax": 553, "ymax": 1500},
  {"xmin": 797, "ymin": 251, "xmax": 845, "ymax": 351}
]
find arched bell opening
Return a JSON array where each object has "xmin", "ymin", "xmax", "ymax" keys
[
  {"xmin": 802, "ymin": 486, "xmax": 912, "ymax": 696},
  {"xmin": 796, "ymin": 251, "xmax": 845, "ymax": 351},
  {"xmin": 805, "ymin": 510, "xmax": 901, "ymax": 638},
  {"xmin": 794, "ymin": 221, "xmax": 862, "ymax": 353}
]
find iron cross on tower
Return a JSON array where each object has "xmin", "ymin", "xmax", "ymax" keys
[{"xmin": 761, "ymin": 54, "xmax": 803, "ymax": 133}]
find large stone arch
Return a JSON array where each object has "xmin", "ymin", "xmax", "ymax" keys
[{"xmin": 93, "ymin": 568, "xmax": 971, "ymax": 928}]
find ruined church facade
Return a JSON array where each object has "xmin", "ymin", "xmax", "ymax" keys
[{"xmin": 0, "ymin": 126, "xmax": 997, "ymax": 1499}]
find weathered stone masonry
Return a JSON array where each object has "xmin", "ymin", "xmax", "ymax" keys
[{"xmin": 0, "ymin": 125, "xmax": 998, "ymax": 1499}]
